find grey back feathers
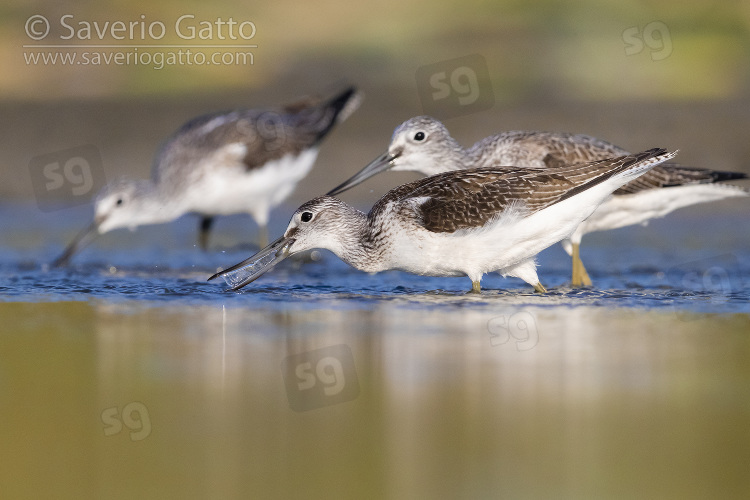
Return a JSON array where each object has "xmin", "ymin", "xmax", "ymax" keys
[
  {"xmin": 396, "ymin": 116, "xmax": 745, "ymax": 196},
  {"xmin": 153, "ymin": 87, "xmax": 361, "ymax": 183}
]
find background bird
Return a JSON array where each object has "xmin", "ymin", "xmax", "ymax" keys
[{"xmin": 52, "ymin": 86, "xmax": 362, "ymax": 267}]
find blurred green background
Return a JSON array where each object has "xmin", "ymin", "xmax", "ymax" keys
[{"xmin": 1, "ymin": 0, "xmax": 749, "ymax": 204}]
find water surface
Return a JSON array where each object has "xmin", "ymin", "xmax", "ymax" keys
[{"xmin": 1, "ymin": 202, "xmax": 749, "ymax": 498}]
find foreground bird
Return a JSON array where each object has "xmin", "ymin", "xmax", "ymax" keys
[
  {"xmin": 210, "ymin": 148, "xmax": 676, "ymax": 293},
  {"xmin": 328, "ymin": 117, "xmax": 748, "ymax": 286},
  {"xmin": 52, "ymin": 87, "xmax": 361, "ymax": 267}
]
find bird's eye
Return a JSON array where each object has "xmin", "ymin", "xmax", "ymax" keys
[
  {"xmin": 301, "ymin": 211, "xmax": 313, "ymax": 222},
  {"xmin": 115, "ymin": 198, "xmax": 123, "ymax": 206},
  {"xmin": 414, "ymin": 131, "xmax": 425, "ymax": 141}
]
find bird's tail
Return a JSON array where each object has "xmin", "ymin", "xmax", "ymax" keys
[
  {"xmin": 285, "ymin": 86, "xmax": 363, "ymax": 144},
  {"xmin": 613, "ymin": 148, "xmax": 679, "ymax": 183}
]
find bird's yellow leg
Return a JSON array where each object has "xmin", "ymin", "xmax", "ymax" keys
[
  {"xmin": 571, "ymin": 243, "xmax": 593, "ymax": 287},
  {"xmin": 470, "ymin": 281, "xmax": 481, "ymax": 293},
  {"xmin": 533, "ymin": 282, "xmax": 547, "ymax": 294},
  {"xmin": 579, "ymin": 259, "xmax": 593, "ymax": 287}
]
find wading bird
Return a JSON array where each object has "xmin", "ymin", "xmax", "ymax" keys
[
  {"xmin": 211, "ymin": 148, "xmax": 675, "ymax": 293},
  {"xmin": 52, "ymin": 87, "xmax": 361, "ymax": 266}
]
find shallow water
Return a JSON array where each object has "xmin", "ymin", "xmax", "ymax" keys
[{"xmin": 1, "ymin": 201, "xmax": 749, "ymax": 498}]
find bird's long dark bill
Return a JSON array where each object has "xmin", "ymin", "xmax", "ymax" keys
[
  {"xmin": 208, "ymin": 236, "xmax": 294, "ymax": 291},
  {"xmin": 326, "ymin": 151, "xmax": 395, "ymax": 196},
  {"xmin": 51, "ymin": 221, "xmax": 99, "ymax": 268}
]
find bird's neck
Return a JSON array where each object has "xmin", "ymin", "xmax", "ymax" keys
[
  {"xmin": 433, "ymin": 139, "xmax": 473, "ymax": 173},
  {"xmin": 136, "ymin": 183, "xmax": 188, "ymax": 226},
  {"xmin": 327, "ymin": 207, "xmax": 389, "ymax": 273}
]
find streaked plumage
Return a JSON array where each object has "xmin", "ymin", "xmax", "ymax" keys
[
  {"xmin": 210, "ymin": 148, "xmax": 676, "ymax": 293},
  {"xmin": 328, "ymin": 116, "xmax": 748, "ymax": 286},
  {"xmin": 52, "ymin": 87, "xmax": 361, "ymax": 267}
]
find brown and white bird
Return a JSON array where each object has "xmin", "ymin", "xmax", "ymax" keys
[
  {"xmin": 328, "ymin": 116, "xmax": 748, "ymax": 286},
  {"xmin": 211, "ymin": 148, "xmax": 676, "ymax": 293},
  {"xmin": 52, "ymin": 87, "xmax": 361, "ymax": 266}
]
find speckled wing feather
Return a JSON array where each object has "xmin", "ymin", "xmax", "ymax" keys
[
  {"xmin": 471, "ymin": 130, "xmax": 629, "ymax": 170},
  {"xmin": 473, "ymin": 131, "xmax": 746, "ymax": 196},
  {"xmin": 612, "ymin": 163, "xmax": 748, "ymax": 195},
  {"xmin": 374, "ymin": 148, "xmax": 667, "ymax": 233},
  {"xmin": 153, "ymin": 87, "xmax": 359, "ymax": 180}
]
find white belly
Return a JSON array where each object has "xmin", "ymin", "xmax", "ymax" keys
[
  {"xmin": 380, "ymin": 181, "xmax": 612, "ymax": 282},
  {"xmin": 184, "ymin": 148, "xmax": 319, "ymax": 225}
]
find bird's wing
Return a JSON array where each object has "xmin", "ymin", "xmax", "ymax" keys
[
  {"xmin": 613, "ymin": 162, "xmax": 748, "ymax": 195},
  {"xmin": 375, "ymin": 149, "xmax": 668, "ymax": 233},
  {"xmin": 237, "ymin": 86, "xmax": 360, "ymax": 170},
  {"xmin": 535, "ymin": 133, "xmax": 629, "ymax": 168},
  {"xmin": 471, "ymin": 131, "xmax": 629, "ymax": 170},
  {"xmin": 474, "ymin": 132, "xmax": 739, "ymax": 198},
  {"xmin": 153, "ymin": 87, "xmax": 360, "ymax": 177}
]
